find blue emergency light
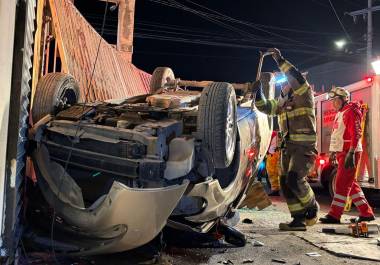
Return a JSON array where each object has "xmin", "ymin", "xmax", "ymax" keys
[{"xmin": 275, "ymin": 74, "xmax": 287, "ymax": 84}]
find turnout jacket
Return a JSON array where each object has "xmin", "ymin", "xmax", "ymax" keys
[{"xmin": 256, "ymin": 59, "xmax": 316, "ymax": 147}]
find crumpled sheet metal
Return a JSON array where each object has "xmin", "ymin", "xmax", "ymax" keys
[
  {"xmin": 49, "ymin": 0, "xmax": 150, "ymax": 102},
  {"xmin": 33, "ymin": 145, "xmax": 189, "ymax": 254}
]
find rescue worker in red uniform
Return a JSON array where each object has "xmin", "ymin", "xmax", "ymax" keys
[
  {"xmin": 252, "ymin": 48, "xmax": 319, "ymax": 231},
  {"xmin": 320, "ymin": 87, "xmax": 375, "ymax": 224}
]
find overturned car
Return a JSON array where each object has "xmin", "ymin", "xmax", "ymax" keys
[{"xmin": 28, "ymin": 68, "xmax": 273, "ymax": 255}]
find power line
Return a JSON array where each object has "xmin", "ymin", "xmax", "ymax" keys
[
  {"xmin": 328, "ymin": 0, "xmax": 352, "ymax": 41},
  {"xmin": 310, "ymin": 0, "xmax": 330, "ymax": 8},
  {"xmin": 135, "ymin": 50, "xmax": 256, "ymax": 60},
  {"xmin": 343, "ymin": 0, "xmax": 363, "ymax": 8},
  {"xmin": 153, "ymin": 0, "xmax": 269, "ymax": 43},
  {"xmin": 149, "ymin": 0, "xmax": 323, "ymax": 50},
  {"xmin": 180, "ymin": 0, "xmax": 322, "ymax": 49},
  {"xmin": 87, "ymin": 13, "xmax": 343, "ymax": 36},
  {"xmin": 132, "ymin": 32, "xmax": 359, "ymax": 58}
]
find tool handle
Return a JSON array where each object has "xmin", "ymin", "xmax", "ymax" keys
[{"xmin": 322, "ymin": 228, "xmax": 336, "ymax": 234}]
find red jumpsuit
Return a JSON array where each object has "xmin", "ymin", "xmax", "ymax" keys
[{"xmin": 328, "ymin": 102, "xmax": 374, "ymax": 220}]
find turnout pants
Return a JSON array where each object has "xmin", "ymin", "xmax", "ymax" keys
[
  {"xmin": 328, "ymin": 152, "xmax": 374, "ymax": 220},
  {"xmin": 266, "ymin": 151, "xmax": 280, "ymax": 191},
  {"xmin": 280, "ymin": 143, "xmax": 318, "ymax": 218}
]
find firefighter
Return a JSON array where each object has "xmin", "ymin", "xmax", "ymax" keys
[
  {"xmin": 266, "ymin": 131, "xmax": 281, "ymax": 196},
  {"xmin": 319, "ymin": 87, "xmax": 375, "ymax": 224},
  {"xmin": 252, "ymin": 48, "xmax": 319, "ymax": 231}
]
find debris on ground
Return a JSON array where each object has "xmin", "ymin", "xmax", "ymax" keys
[
  {"xmin": 218, "ymin": 248, "xmax": 228, "ymax": 254},
  {"xmin": 305, "ymin": 252, "xmax": 321, "ymax": 257},
  {"xmin": 250, "ymin": 240, "xmax": 265, "ymax": 247},
  {"xmin": 271, "ymin": 258, "xmax": 287, "ymax": 264},
  {"xmin": 218, "ymin": 260, "xmax": 234, "ymax": 264},
  {"xmin": 242, "ymin": 259, "xmax": 254, "ymax": 263},
  {"xmin": 242, "ymin": 218, "xmax": 253, "ymax": 224}
]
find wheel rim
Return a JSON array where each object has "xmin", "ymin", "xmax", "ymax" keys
[
  {"xmin": 225, "ymin": 93, "xmax": 235, "ymax": 161},
  {"xmin": 59, "ymin": 87, "xmax": 77, "ymax": 105}
]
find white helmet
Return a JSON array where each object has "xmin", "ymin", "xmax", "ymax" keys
[{"xmin": 328, "ymin": 87, "xmax": 349, "ymax": 100}]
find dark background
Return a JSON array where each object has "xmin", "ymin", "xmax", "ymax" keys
[{"xmin": 74, "ymin": 0, "xmax": 380, "ymax": 83}]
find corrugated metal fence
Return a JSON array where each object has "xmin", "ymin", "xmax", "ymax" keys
[{"xmin": 50, "ymin": 0, "xmax": 150, "ymax": 102}]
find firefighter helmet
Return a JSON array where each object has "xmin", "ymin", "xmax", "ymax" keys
[{"xmin": 328, "ymin": 87, "xmax": 349, "ymax": 100}]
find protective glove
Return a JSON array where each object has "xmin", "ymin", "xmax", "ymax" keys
[
  {"xmin": 251, "ymin": 80, "xmax": 264, "ymax": 102},
  {"xmin": 344, "ymin": 151, "xmax": 355, "ymax": 169},
  {"xmin": 267, "ymin": 48, "xmax": 282, "ymax": 61},
  {"xmin": 329, "ymin": 152, "xmax": 337, "ymax": 166}
]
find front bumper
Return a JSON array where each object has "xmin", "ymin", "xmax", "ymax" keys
[{"xmin": 32, "ymin": 145, "xmax": 188, "ymax": 254}]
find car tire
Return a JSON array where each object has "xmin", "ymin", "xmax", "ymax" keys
[
  {"xmin": 32, "ymin": 73, "xmax": 80, "ymax": 122},
  {"xmin": 149, "ymin": 67, "xmax": 175, "ymax": 94},
  {"xmin": 197, "ymin": 82, "xmax": 237, "ymax": 168}
]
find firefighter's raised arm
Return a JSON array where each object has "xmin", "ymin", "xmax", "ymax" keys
[
  {"xmin": 252, "ymin": 80, "xmax": 279, "ymax": 116},
  {"xmin": 268, "ymin": 48, "xmax": 309, "ymax": 96}
]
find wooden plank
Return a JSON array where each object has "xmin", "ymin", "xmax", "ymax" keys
[
  {"xmin": 239, "ymin": 182, "xmax": 272, "ymax": 210},
  {"xmin": 48, "ymin": 0, "xmax": 68, "ymax": 73},
  {"xmin": 31, "ymin": 0, "xmax": 45, "ymax": 107},
  {"xmin": 53, "ymin": 36, "xmax": 58, "ymax": 72}
]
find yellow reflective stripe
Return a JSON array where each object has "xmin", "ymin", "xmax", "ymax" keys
[
  {"xmin": 294, "ymin": 83, "xmax": 309, "ymax": 96},
  {"xmin": 279, "ymin": 61, "xmax": 292, "ymax": 73},
  {"xmin": 299, "ymin": 188, "xmax": 315, "ymax": 205},
  {"xmin": 288, "ymin": 203, "xmax": 304, "ymax": 212},
  {"xmin": 256, "ymin": 99, "xmax": 266, "ymax": 107},
  {"xmin": 289, "ymin": 134, "xmax": 316, "ymax": 142},
  {"xmin": 268, "ymin": 99, "xmax": 278, "ymax": 115},
  {"xmin": 286, "ymin": 107, "xmax": 314, "ymax": 119}
]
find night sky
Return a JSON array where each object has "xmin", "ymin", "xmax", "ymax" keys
[{"xmin": 75, "ymin": 0, "xmax": 380, "ymax": 83}]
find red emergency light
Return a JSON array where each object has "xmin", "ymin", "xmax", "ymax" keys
[
  {"xmin": 247, "ymin": 147, "xmax": 256, "ymax": 162},
  {"xmin": 319, "ymin": 158, "xmax": 326, "ymax": 165},
  {"xmin": 365, "ymin": 76, "xmax": 374, "ymax": 83}
]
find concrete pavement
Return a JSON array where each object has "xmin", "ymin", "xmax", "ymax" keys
[{"xmin": 160, "ymin": 190, "xmax": 380, "ymax": 265}]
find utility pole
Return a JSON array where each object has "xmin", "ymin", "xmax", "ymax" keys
[
  {"xmin": 368, "ymin": 0, "xmax": 373, "ymax": 73},
  {"xmin": 347, "ymin": 1, "xmax": 380, "ymax": 73},
  {"xmin": 99, "ymin": 0, "xmax": 135, "ymax": 62}
]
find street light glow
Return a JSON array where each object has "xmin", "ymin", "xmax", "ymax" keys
[
  {"xmin": 371, "ymin": 59, "xmax": 380, "ymax": 75},
  {"xmin": 334, "ymin": 39, "xmax": 347, "ymax": 49}
]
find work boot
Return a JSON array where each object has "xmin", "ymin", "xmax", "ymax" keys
[
  {"xmin": 305, "ymin": 202, "xmax": 320, "ymax": 226},
  {"xmin": 319, "ymin": 214, "xmax": 341, "ymax": 224},
  {"xmin": 350, "ymin": 215, "xmax": 376, "ymax": 223},
  {"xmin": 279, "ymin": 218, "xmax": 306, "ymax": 231}
]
